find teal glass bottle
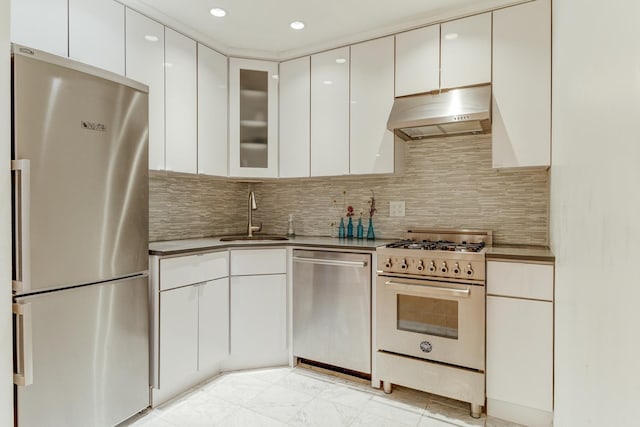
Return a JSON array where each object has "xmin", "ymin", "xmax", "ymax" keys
[
  {"xmin": 338, "ymin": 218, "xmax": 345, "ymax": 238},
  {"xmin": 366, "ymin": 217, "xmax": 375, "ymax": 240},
  {"xmin": 357, "ymin": 217, "xmax": 364, "ymax": 239},
  {"xmin": 347, "ymin": 217, "xmax": 354, "ymax": 238}
]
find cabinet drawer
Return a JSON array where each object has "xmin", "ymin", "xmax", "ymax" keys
[
  {"xmin": 487, "ymin": 261, "xmax": 553, "ymax": 301},
  {"xmin": 160, "ymin": 251, "xmax": 229, "ymax": 291},
  {"xmin": 230, "ymin": 249, "xmax": 287, "ymax": 276}
]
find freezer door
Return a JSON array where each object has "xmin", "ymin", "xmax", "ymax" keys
[
  {"xmin": 14, "ymin": 275, "xmax": 149, "ymax": 427},
  {"xmin": 12, "ymin": 51, "xmax": 148, "ymax": 294}
]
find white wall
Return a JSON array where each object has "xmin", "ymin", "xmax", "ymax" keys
[
  {"xmin": 0, "ymin": 0, "xmax": 13, "ymax": 424},
  {"xmin": 551, "ymin": 1, "xmax": 640, "ymax": 425}
]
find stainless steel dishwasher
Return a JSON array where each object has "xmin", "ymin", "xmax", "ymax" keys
[{"xmin": 292, "ymin": 249, "xmax": 371, "ymax": 374}]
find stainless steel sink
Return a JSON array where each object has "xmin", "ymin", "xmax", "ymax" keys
[{"xmin": 219, "ymin": 235, "xmax": 289, "ymax": 242}]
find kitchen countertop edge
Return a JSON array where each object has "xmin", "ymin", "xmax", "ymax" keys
[
  {"xmin": 149, "ymin": 236, "xmax": 398, "ymax": 256},
  {"xmin": 486, "ymin": 245, "xmax": 555, "ymax": 263}
]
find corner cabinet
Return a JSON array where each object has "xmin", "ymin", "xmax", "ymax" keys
[
  {"xmin": 492, "ymin": 0, "xmax": 551, "ymax": 169},
  {"xmin": 225, "ymin": 248, "xmax": 288, "ymax": 371},
  {"xmin": 486, "ymin": 260, "xmax": 554, "ymax": 427},
  {"xmin": 229, "ymin": 58, "xmax": 279, "ymax": 178}
]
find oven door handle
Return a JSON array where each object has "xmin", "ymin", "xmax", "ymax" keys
[{"xmin": 384, "ymin": 280, "xmax": 470, "ymax": 298}]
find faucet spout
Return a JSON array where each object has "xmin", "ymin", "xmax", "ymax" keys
[{"xmin": 247, "ymin": 191, "xmax": 262, "ymax": 236}]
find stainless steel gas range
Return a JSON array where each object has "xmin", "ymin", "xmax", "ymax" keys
[{"xmin": 375, "ymin": 229, "xmax": 492, "ymax": 419}]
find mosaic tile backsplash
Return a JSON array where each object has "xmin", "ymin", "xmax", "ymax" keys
[
  {"xmin": 150, "ymin": 134, "xmax": 549, "ymax": 245},
  {"xmin": 149, "ymin": 171, "xmax": 248, "ymax": 242}
]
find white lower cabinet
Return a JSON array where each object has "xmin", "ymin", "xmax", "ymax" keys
[
  {"xmin": 152, "ymin": 248, "xmax": 288, "ymax": 405},
  {"xmin": 487, "ymin": 260, "xmax": 554, "ymax": 427},
  {"xmin": 198, "ymin": 278, "xmax": 230, "ymax": 373},
  {"xmin": 224, "ymin": 248, "xmax": 288, "ymax": 370},
  {"xmin": 155, "ymin": 278, "xmax": 229, "ymax": 406},
  {"xmin": 151, "ymin": 251, "xmax": 230, "ymax": 406},
  {"xmin": 158, "ymin": 285, "xmax": 199, "ymax": 402},
  {"xmin": 229, "ymin": 274, "xmax": 287, "ymax": 369}
]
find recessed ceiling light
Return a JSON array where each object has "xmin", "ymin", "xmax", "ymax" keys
[
  {"xmin": 144, "ymin": 35, "xmax": 159, "ymax": 42},
  {"xmin": 444, "ymin": 32, "xmax": 459, "ymax": 40},
  {"xmin": 335, "ymin": 58, "xmax": 346, "ymax": 64},
  {"xmin": 323, "ymin": 80, "xmax": 333, "ymax": 85},
  {"xmin": 272, "ymin": 74, "xmax": 279, "ymax": 80},
  {"xmin": 210, "ymin": 8, "xmax": 227, "ymax": 17},
  {"xmin": 164, "ymin": 62, "xmax": 174, "ymax": 68},
  {"xmin": 290, "ymin": 21, "xmax": 305, "ymax": 30}
]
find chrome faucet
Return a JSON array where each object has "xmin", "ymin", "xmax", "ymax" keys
[{"xmin": 247, "ymin": 191, "xmax": 262, "ymax": 237}]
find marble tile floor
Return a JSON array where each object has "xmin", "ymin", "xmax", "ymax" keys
[{"xmin": 123, "ymin": 366, "xmax": 523, "ymax": 427}]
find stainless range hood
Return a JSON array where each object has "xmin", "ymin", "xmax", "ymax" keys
[{"xmin": 387, "ymin": 84, "xmax": 491, "ymax": 141}]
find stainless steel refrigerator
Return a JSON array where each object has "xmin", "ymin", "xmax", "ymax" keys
[{"xmin": 11, "ymin": 45, "xmax": 150, "ymax": 427}]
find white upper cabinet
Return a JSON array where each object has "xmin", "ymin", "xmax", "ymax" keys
[
  {"xmin": 229, "ymin": 58, "xmax": 279, "ymax": 178},
  {"xmin": 164, "ymin": 28, "xmax": 197, "ymax": 174},
  {"xmin": 69, "ymin": 0, "xmax": 125, "ymax": 74},
  {"xmin": 11, "ymin": 0, "xmax": 68, "ymax": 57},
  {"xmin": 125, "ymin": 9, "xmax": 165, "ymax": 171},
  {"xmin": 440, "ymin": 13, "xmax": 491, "ymax": 89},
  {"xmin": 350, "ymin": 37, "xmax": 395, "ymax": 175},
  {"xmin": 492, "ymin": 0, "xmax": 551, "ymax": 169},
  {"xmin": 279, "ymin": 56, "xmax": 311, "ymax": 178},
  {"xmin": 310, "ymin": 47, "xmax": 350, "ymax": 177},
  {"xmin": 395, "ymin": 25, "xmax": 440, "ymax": 97},
  {"xmin": 198, "ymin": 44, "xmax": 228, "ymax": 176}
]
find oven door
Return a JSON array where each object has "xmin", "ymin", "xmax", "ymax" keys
[{"xmin": 376, "ymin": 275, "xmax": 485, "ymax": 371}]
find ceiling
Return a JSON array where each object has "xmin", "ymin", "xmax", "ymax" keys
[{"xmin": 122, "ymin": 0, "xmax": 524, "ymax": 60}]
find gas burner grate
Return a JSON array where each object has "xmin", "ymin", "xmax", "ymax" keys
[{"xmin": 385, "ymin": 240, "xmax": 485, "ymax": 253}]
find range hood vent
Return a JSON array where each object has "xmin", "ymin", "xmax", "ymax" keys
[{"xmin": 387, "ymin": 84, "xmax": 491, "ymax": 141}]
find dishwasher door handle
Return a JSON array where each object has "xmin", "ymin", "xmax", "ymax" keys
[{"xmin": 292, "ymin": 256, "xmax": 368, "ymax": 268}]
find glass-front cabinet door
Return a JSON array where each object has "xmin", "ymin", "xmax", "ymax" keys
[{"xmin": 229, "ymin": 58, "xmax": 279, "ymax": 177}]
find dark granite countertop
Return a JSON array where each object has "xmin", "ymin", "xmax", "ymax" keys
[
  {"xmin": 149, "ymin": 235, "xmax": 397, "ymax": 256},
  {"xmin": 486, "ymin": 245, "xmax": 555, "ymax": 263}
]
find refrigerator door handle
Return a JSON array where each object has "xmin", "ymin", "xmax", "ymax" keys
[
  {"xmin": 13, "ymin": 302, "xmax": 33, "ymax": 386},
  {"xmin": 12, "ymin": 159, "xmax": 31, "ymax": 294}
]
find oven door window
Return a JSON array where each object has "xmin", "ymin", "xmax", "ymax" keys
[{"xmin": 397, "ymin": 294, "xmax": 458, "ymax": 339}]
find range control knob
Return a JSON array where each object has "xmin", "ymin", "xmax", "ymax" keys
[
  {"xmin": 440, "ymin": 261, "xmax": 448, "ymax": 274},
  {"xmin": 384, "ymin": 258, "xmax": 392, "ymax": 269},
  {"xmin": 416, "ymin": 260, "xmax": 425, "ymax": 272},
  {"xmin": 399, "ymin": 259, "xmax": 408, "ymax": 270},
  {"xmin": 465, "ymin": 264, "xmax": 474, "ymax": 276},
  {"xmin": 428, "ymin": 261, "xmax": 436, "ymax": 273},
  {"xmin": 452, "ymin": 263, "xmax": 461, "ymax": 275}
]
